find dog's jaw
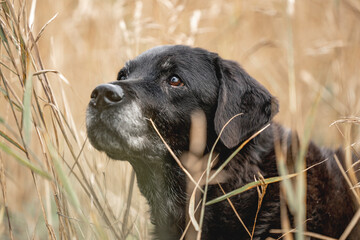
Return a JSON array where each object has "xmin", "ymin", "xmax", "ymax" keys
[
  {"xmin": 86, "ymin": 100, "xmax": 166, "ymax": 160},
  {"xmin": 112, "ymin": 101, "xmax": 148, "ymax": 150}
]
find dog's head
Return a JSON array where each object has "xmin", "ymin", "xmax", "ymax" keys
[{"xmin": 86, "ymin": 45, "xmax": 278, "ymax": 161}]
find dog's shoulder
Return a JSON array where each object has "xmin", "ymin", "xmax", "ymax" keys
[{"xmin": 304, "ymin": 142, "xmax": 357, "ymax": 235}]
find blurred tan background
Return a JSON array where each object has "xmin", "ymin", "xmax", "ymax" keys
[
  {"xmin": 36, "ymin": 0, "xmax": 360, "ymax": 143},
  {"xmin": 1, "ymin": 0, "xmax": 360, "ymax": 239}
]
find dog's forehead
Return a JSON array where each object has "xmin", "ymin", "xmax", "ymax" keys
[
  {"xmin": 136, "ymin": 45, "xmax": 188, "ymax": 59},
  {"xmin": 123, "ymin": 45, "xmax": 219, "ymax": 88},
  {"xmin": 137, "ymin": 45, "xmax": 177, "ymax": 58},
  {"xmin": 131, "ymin": 45, "xmax": 205, "ymax": 67},
  {"xmin": 131, "ymin": 46, "xmax": 173, "ymax": 69}
]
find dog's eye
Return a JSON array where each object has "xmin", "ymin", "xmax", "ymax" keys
[
  {"xmin": 117, "ymin": 70, "xmax": 127, "ymax": 80},
  {"xmin": 168, "ymin": 75, "xmax": 184, "ymax": 87}
]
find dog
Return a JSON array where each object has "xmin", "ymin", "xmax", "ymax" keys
[{"xmin": 86, "ymin": 45, "xmax": 357, "ymax": 239}]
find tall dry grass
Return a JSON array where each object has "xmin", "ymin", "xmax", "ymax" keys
[{"xmin": 0, "ymin": 0, "xmax": 359, "ymax": 239}]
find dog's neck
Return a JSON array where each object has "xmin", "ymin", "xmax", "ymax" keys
[
  {"xmin": 129, "ymin": 124, "xmax": 280, "ymax": 238},
  {"xmin": 130, "ymin": 154, "xmax": 187, "ymax": 238}
]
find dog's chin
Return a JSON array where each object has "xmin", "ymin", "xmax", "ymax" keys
[
  {"xmin": 87, "ymin": 122, "xmax": 167, "ymax": 162},
  {"xmin": 94, "ymin": 139, "xmax": 167, "ymax": 163},
  {"xmin": 89, "ymin": 136, "xmax": 142, "ymax": 161},
  {"xmin": 87, "ymin": 128, "xmax": 141, "ymax": 160}
]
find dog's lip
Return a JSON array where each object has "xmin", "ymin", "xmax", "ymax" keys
[
  {"xmin": 87, "ymin": 106, "xmax": 116, "ymax": 130},
  {"xmin": 87, "ymin": 100, "xmax": 124, "ymax": 112}
]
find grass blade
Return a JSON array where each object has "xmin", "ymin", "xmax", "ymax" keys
[
  {"xmin": 209, "ymin": 123, "xmax": 271, "ymax": 182},
  {"xmin": 0, "ymin": 86, "xmax": 22, "ymax": 111},
  {"xmin": 47, "ymin": 143, "xmax": 81, "ymax": 212},
  {"xmin": 0, "ymin": 130, "xmax": 25, "ymax": 152},
  {"xmin": 0, "ymin": 142, "xmax": 52, "ymax": 180},
  {"xmin": 207, "ymin": 156, "xmax": 328, "ymax": 206},
  {"xmin": 22, "ymin": 72, "xmax": 33, "ymax": 147},
  {"xmin": 0, "ymin": 24, "xmax": 8, "ymax": 45},
  {"xmin": 206, "ymin": 174, "xmax": 297, "ymax": 206}
]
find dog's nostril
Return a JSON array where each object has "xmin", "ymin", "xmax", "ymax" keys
[
  {"xmin": 90, "ymin": 84, "xmax": 124, "ymax": 108},
  {"xmin": 90, "ymin": 89, "xmax": 98, "ymax": 99},
  {"xmin": 106, "ymin": 91, "xmax": 122, "ymax": 102}
]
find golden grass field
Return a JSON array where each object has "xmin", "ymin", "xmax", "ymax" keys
[{"xmin": 0, "ymin": 0, "xmax": 360, "ymax": 239}]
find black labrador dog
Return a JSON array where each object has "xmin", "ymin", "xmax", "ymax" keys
[{"xmin": 86, "ymin": 45, "xmax": 357, "ymax": 239}]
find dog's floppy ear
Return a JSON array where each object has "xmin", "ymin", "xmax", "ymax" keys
[{"xmin": 214, "ymin": 57, "xmax": 279, "ymax": 149}]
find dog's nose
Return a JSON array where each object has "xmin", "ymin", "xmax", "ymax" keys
[{"xmin": 90, "ymin": 84, "xmax": 124, "ymax": 108}]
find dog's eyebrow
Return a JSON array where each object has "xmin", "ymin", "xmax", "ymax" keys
[
  {"xmin": 118, "ymin": 78, "xmax": 143, "ymax": 84},
  {"xmin": 161, "ymin": 59, "xmax": 172, "ymax": 69}
]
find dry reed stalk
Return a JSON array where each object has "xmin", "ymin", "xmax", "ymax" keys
[
  {"xmin": 271, "ymin": 228, "xmax": 337, "ymax": 240},
  {"xmin": 1, "ymin": 0, "xmax": 359, "ymax": 238},
  {"xmin": 0, "ymin": 154, "xmax": 14, "ymax": 240},
  {"xmin": 251, "ymin": 174, "xmax": 268, "ymax": 239},
  {"xmin": 0, "ymin": 0, "xmax": 127, "ymax": 238}
]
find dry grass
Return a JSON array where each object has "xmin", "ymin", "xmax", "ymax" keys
[{"xmin": 0, "ymin": 0, "xmax": 360, "ymax": 239}]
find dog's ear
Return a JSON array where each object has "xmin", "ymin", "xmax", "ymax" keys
[{"xmin": 213, "ymin": 57, "xmax": 279, "ymax": 149}]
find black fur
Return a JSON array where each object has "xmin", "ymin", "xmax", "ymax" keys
[{"xmin": 86, "ymin": 45, "xmax": 357, "ymax": 239}]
